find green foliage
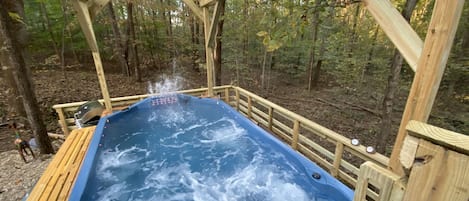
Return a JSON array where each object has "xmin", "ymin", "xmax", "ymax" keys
[{"xmin": 8, "ymin": 12, "xmax": 26, "ymax": 25}]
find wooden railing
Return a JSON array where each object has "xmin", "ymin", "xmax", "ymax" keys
[
  {"xmin": 52, "ymin": 85, "xmax": 233, "ymax": 136},
  {"xmin": 230, "ymin": 86, "xmax": 389, "ymax": 199},
  {"xmin": 52, "ymin": 85, "xmax": 390, "ymax": 199},
  {"xmin": 354, "ymin": 121, "xmax": 469, "ymax": 201}
]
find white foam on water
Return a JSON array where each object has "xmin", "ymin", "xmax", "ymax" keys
[
  {"xmin": 199, "ymin": 117, "xmax": 246, "ymax": 144},
  {"xmin": 147, "ymin": 75, "xmax": 184, "ymax": 95},
  {"xmin": 94, "ymin": 114, "xmax": 317, "ymax": 201},
  {"xmin": 96, "ymin": 183, "xmax": 129, "ymax": 201},
  {"xmin": 148, "ymin": 108, "xmax": 196, "ymax": 129},
  {"xmin": 140, "ymin": 158, "xmax": 311, "ymax": 201},
  {"xmin": 97, "ymin": 146, "xmax": 150, "ymax": 182}
]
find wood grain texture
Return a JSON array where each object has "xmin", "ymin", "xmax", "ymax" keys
[
  {"xmin": 353, "ymin": 161, "xmax": 405, "ymax": 201},
  {"xmin": 404, "ymin": 139, "xmax": 469, "ymax": 201},
  {"xmin": 56, "ymin": 108, "xmax": 70, "ymax": 136},
  {"xmin": 200, "ymin": 0, "xmax": 217, "ymax": 7},
  {"xmin": 399, "ymin": 135, "xmax": 419, "ymax": 169},
  {"xmin": 362, "ymin": 0, "xmax": 423, "ymax": 71},
  {"xmin": 203, "ymin": 7, "xmax": 215, "ymax": 96},
  {"xmin": 407, "ymin": 120, "xmax": 469, "ymax": 155},
  {"xmin": 28, "ymin": 127, "xmax": 95, "ymax": 201},
  {"xmin": 182, "ymin": 0, "xmax": 204, "ymax": 21},
  {"xmin": 291, "ymin": 120, "xmax": 300, "ymax": 150},
  {"xmin": 403, "ymin": 140, "xmax": 446, "ymax": 201},
  {"xmin": 207, "ymin": 1, "xmax": 222, "ymax": 48},
  {"xmin": 72, "ymin": 1, "xmax": 112, "ymax": 111},
  {"xmin": 331, "ymin": 142, "xmax": 344, "ymax": 177},
  {"xmin": 389, "ymin": 0, "xmax": 465, "ymax": 175},
  {"xmin": 88, "ymin": 0, "xmax": 110, "ymax": 19},
  {"xmin": 430, "ymin": 150, "xmax": 469, "ymax": 201}
]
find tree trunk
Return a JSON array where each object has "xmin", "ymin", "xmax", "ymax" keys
[
  {"xmin": 362, "ymin": 25, "xmax": 380, "ymax": 82},
  {"xmin": 0, "ymin": 5, "xmax": 54, "ymax": 154},
  {"xmin": 214, "ymin": 0, "xmax": 226, "ymax": 86},
  {"xmin": 261, "ymin": 50, "xmax": 268, "ymax": 88},
  {"xmin": 348, "ymin": 4, "xmax": 361, "ymax": 59},
  {"xmin": 311, "ymin": 3, "xmax": 335, "ymax": 89},
  {"xmin": 376, "ymin": 0, "xmax": 419, "ymax": 154},
  {"xmin": 1, "ymin": 0, "xmax": 27, "ymax": 118},
  {"xmin": 108, "ymin": 2, "xmax": 130, "ymax": 76},
  {"xmin": 190, "ymin": 14, "xmax": 199, "ymax": 72},
  {"xmin": 243, "ymin": 0, "xmax": 249, "ymax": 67},
  {"xmin": 166, "ymin": 0, "xmax": 175, "ymax": 59},
  {"xmin": 307, "ymin": 0, "xmax": 321, "ymax": 91},
  {"xmin": 60, "ymin": 0, "xmax": 68, "ymax": 79},
  {"xmin": 127, "ymin": 2, "xmax": 141, "ymax": 82},
  {"xmin": 39, "ymin": 2, "xmax": 61, "ymax": 59}
]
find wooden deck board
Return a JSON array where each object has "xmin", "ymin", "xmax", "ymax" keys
[{"xmin": 27, "ymin": 126, "xmax": 96, "ymax": 201}]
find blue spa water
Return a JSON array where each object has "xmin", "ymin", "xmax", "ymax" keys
[{"xmin": 71, "ymin": 94, "xmax": 353, "ymax": 201}]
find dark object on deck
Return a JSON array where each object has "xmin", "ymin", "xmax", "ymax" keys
[{"xmin": 74, "ymin": 101, "xmax": 104, "ymax": 128}]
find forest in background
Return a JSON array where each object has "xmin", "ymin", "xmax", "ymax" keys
[{"xmin": 1, "ymin": 0, "xmax": 468, "ymax": 154}]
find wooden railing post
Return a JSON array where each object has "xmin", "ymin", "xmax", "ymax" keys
[
  {"xmin": 247, "ymin": 96, "xmax": 252, "ymax": 118},
  {"xmin": 268, "ymin": 107, "xmax": 273, "ymax": 131},
  {"xmin": 235, "ymin": 88, "xmax": 240, "ymax": 111},
  {"xmin": 354, "ymin": 162, "xmax": 405, "ymax": 201},
  {"xmin": 224, "ymin": 87, "xmax": 229, "ymax": 103},
  {"xmin": 56, "ymin": 108, "xmax": 70, "ymax": 136},
  {"xmin": 291, "ymin": 120, "xmax": 300, "ymax": 150},
  {"xmin": 331, "ymin": 142, "xmax": 344, "ymax": 177}
]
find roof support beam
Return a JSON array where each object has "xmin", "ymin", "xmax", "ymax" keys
[
  {"xmin": 72, "ymin": 0, "xmax": 112, "ymax": 111},
  {"xmin": 203, "ymin": 7, "xmax": 215, "ymax": 96},
  {"xmin": 363, "ymin": 0, "xmax": 423, "ymax": 71},
  {"xmin": 182, "ymin": 0, "xmax": 204, "ymax": 22},
  {"xmin": 388, "ymin": 0, "xmax": 465, "ymax": 176},
  {"xmin": 200, "ymin": 0, "xmax": 217, "ymax": 7},
  {"xmin": 89, "ymin": 0, "xmax": 110, "ymax": 19},
  {"xmin": 207, "ymin": 1, "xmax": 222, "ymax": 48}
]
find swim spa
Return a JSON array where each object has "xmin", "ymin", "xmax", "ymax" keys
[{"xmin": 70, "ymin": 94, "xmax": 353, "ymax": 201}]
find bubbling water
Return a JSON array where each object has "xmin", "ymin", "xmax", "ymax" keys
[
  {"xmin": 147, "ymin": 75, "xmax": 184, "ymax": 95},
  {"xmin": 94, "ymin": 115, "xmax": 316, "ymax": 201}
]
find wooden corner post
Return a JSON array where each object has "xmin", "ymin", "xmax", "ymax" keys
[
  {"xmin": 388, "ymin": 0, "xmax": 465, "ymax": 175},
  {"xmin": 72, "ymin": 0, "xmax": 112, "ymax": 111}
]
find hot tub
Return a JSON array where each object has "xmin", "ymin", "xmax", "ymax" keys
[{"xmin": 70, "ymin": 94, "xmax": 353, "ymax": 201}]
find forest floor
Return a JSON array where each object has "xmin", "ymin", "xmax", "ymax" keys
[{"xmin": 0, "ymin": 61, "xmax": 467, "ymax": 200}]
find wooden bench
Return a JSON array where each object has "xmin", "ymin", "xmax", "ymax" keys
[{"xmin": 27, "ymin": 126, "xmax": 95, "ymax": 201}]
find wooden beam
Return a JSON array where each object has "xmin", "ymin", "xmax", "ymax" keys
[
  {"xmin": 72, "ymin": 0, "xmax": 112, "ymax": 111},
  {"xmin": 89, "ymin": 0, "xmax": 111, "ymax": 19},
  {"xmin": 388, "ymin": 0, "xmax": 465, "ymax": 175},
  {"xmin": 406, "ymin": 120, "xmax": 469, "ymax": 155},
  {"xmin": 182, "ymin": 0, "xmax": 204, "ymax": 22},
  {"xmin": 72, "ymin": 1, "xmax": 98, "ymax": 52},
  {"xmin": 353, "ymin": 162, "xmax": 405, "ymax": 201},
  {"xmin": 200, "ymin": 0, "xmax": 217, "ymax": 7},
  {"xmin": 206, "ymin": 1, "xmax": 223, "ymax": 48},
  {"xmin": 291, "ymin": 120, "xmax": 300, "ymax": 150},
  {"xmin": 402, "ymin": 140, "xmax": 446, "ymax": 201},
  {"xmin": 203, "ymin": 7, "xmax": 214, "ymax": 96},
  {"xmin": 363, "ymin": 0, "xmax": 423, "ymax": 71},
  {"xmin": 331, "ymin": 142, "xmax": 344, "ymax": 177}
]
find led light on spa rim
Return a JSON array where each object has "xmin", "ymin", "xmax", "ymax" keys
[
  {"xmin": 351, "ymin": 139, "xmax": 360, "ymax": 146},
  {"xmin": 366, "ymin": 146, "xmax": 376, "ymax": 154}
]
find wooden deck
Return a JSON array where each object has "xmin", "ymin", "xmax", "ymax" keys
[{"xmin": 27, "ymin": 126, "xmax": 95, "ymax": 201}]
